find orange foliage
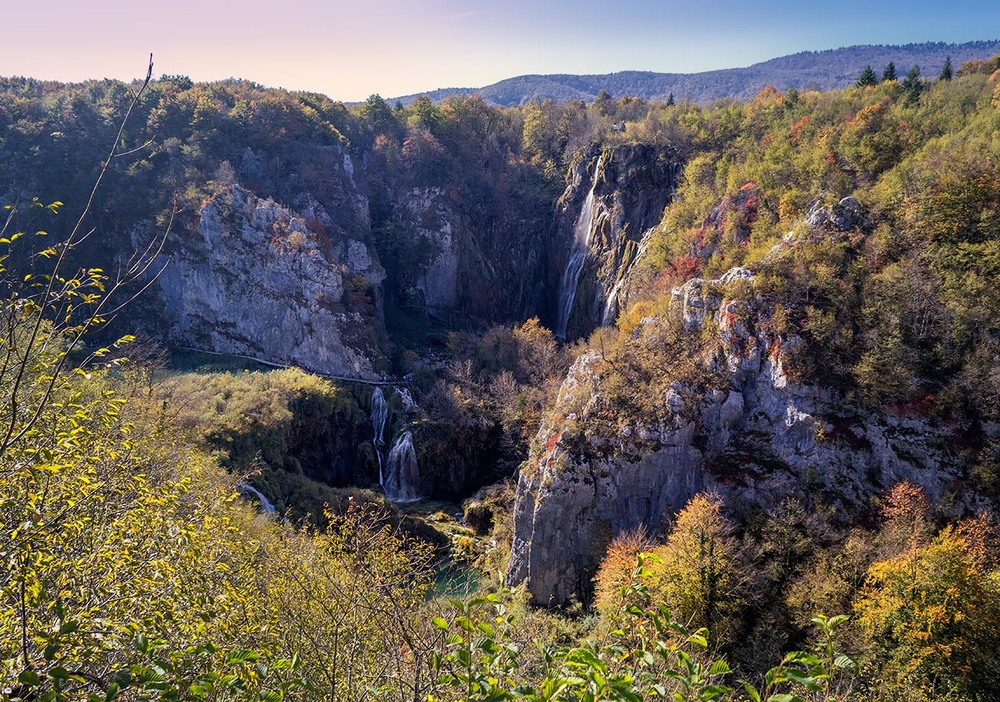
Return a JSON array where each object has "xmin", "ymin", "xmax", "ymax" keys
[
  {"xmin": 955, "ymin": 511, "xmax": 1000, "ymax": 571},
  {"xmin": 672, "ymin": 254, "xmax": 701, "ymax": 281},
  {"xmin": 788, "ymin": 115, "xmax": 811, "ymax": 140},
  {"xmin": 881, "ymin": 481, "xmax": 930, "ymax": 524},
  {"xmin": 593, "ymin": 525, "xmax": 655, "ymax": 614}
]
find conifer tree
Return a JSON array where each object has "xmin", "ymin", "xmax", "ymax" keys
[
  {"xmin": 882, "ymin": 61, "xmax": 897, "ymax": 82},
  {"xmin": 856, "ymin": 65, "xmax": 878, "ymax": 88},
  {"xmin": 939, "ymin": 55, "xmax": 953, "ymax": 81},
  {"xmin": 901, "ymin": 65, "xmax": 923, "ymax": 105},
  {"xmin": 666, "ymin": 93, "xmax": 675, "ymax": 106}
]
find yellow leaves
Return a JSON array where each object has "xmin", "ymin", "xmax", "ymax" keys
[
  {"xmin": 853, "ymin": 522, "xmax": 1000, "ymax": 695},
  {"xmin": 0, "ymin": 326, "xmax": 427, "ymax": 696}
]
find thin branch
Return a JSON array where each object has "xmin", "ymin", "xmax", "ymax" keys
[
  {"xmin": 112, "ymin": 138, "xmax": 156, "ymax": 159},
  {"xmin": 1, "ymin": 55, "xmax": 155, "ymax": 455}
]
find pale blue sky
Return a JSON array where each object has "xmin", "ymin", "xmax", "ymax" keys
[{"xmin": 1, "ymin": 1, "xmax": 996, "ymax": 100}]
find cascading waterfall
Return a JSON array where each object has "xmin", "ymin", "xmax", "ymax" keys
[
  {"xmin": 384, "ymin": 431, "xmax": 421, "ymax": 502},
  {"xmin": 555, "ymin": 157, "xmax": 602, "ymax": 339},
  {"xmin": 601, "ymin": 276, "xmax": 626, "ymax": 326},
  {"xmin": 395, "ymin": 386, "xmax": 417, "ymax": 409},
  {"xmin": 239, "ymin": 484, "xmax": 277, "ymax": 515},
  {"xmin": 370, "ymin": 387, "xmax": 389, "ymax": 485}
]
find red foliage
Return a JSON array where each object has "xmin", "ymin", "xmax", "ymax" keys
[
  {"xmin": 546, "ymin": 432, "xmax": 561, "ymax": 454},
  {"xmin": 789, "ymin": 115, "xmax": 811, "ymax": 140},
  {"xmin": 672, "ymin": 254, "xmax": 701, "ymax": 281},
  {"xmin": 651, "ymin": 268, "xmax": 679, "ymax": 295},
  {"xmin": 767, "ymin": 336, "xmax": 782, "ymax": 362},
  {"xmin": 914, "ymin": 393, "xmax": 936, "ymax": 416}
]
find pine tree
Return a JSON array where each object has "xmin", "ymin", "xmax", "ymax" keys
[
  {"xmin": 901, "ymin": 65, "xmax": 923, "ymax": 105},
  {"xmin": 856, "ymin": 65, "xmax": 878, "ymax": 88},
  {"xmin": 882, "ymin": 61, "xmax": 897, "ymax": 82},
  {"xmin": 939, "ymin": 56, "xmax": 953, "ymax": 81},
  {"xmin": 666, "ymin": 93, "xmax": 675, "ymax": 106}
]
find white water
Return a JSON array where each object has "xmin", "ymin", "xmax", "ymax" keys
[
  {"xmin": 601, "ymin": 276, "xmax": 626, "ymax": 326},
  {"xmin": 384, "ymin": 431, "xmax": 421, "ymax": 503},
  {"xmin": 555, "ymin": 157, "xmax": 601, "ymax": 340},
  {"xmin": 395, "ymin": 386, "xmax": 417, "ymax": 409},
  {"xmin": 239, "ymin": 484, "xmax": 277, "ymax": 515},
  {"xmin": 370, "ymin": 387, "xmax": 389, "ymax": 485}
]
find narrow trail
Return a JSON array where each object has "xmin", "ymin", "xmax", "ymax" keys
[{"xmin": 173, "ymin": 346, "xmax": 408, "ymax": 386}]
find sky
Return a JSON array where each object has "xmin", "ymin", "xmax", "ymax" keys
[{"xmin": 1, "ymin": 0, "xmax": 997, "ymax": 101}]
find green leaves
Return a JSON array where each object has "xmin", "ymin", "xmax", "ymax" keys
[
  {"xmin": 740, "ymin": 613, "xmax": 857, "ymax": 702},
  {"xmin": 18, "ymin": 669, "xmax": 43, "ymax": 685},
  {"xmin": 833, "ymin": 655, "xmax": 857, "ymax": 671},
  {"xmin": 427, "ymin": 572, "xmax": 740, "ymax": 701}
]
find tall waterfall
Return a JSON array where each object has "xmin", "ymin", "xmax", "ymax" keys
[
  {"xmin": 384, "ymin": 431, "xmax": 421, "ymax": 502},
  {"xmin": 555, "ymin": 157, "xmax": 601, "ymax": 339},
  {"xmin": 370, "ymin": 387, "xmax": 389, "ymax": 485},
  {"xmin": 239, "ymin": 484, "xmax": 277, "ymax": 515}
]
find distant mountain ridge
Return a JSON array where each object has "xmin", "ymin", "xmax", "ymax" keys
[{"xmin": 392, "ymin": 40, "xmax": 1000, "ymax": 106}]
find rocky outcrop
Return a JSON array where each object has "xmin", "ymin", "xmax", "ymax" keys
[
  {"xmin": 507, "ymin": 350, "xmax": 712, "ymax": 604},
  {"xmin": 552, "ymin": 144, "xmax": 681, "ymax": 338},
  {"xmin": 509, "ymin": 214, "xmax": 975, "ymax": 606},
  {"xmin": 804, "ymin": 195, "xmax": 865, "ymax": 231},
  {"xmin": 154, "ymin": 185, "xmax": 387, "ymax": 378}
]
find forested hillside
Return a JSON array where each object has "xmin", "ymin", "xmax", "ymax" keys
[
  {"xmin": 391, "ymin": 40, "xmax": 1000, "ymax": 105},
  {"xmin": 2, "ymin": 52, "xmax": 1000, "ymax": 700}
]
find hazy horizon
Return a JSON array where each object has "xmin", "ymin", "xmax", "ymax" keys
[{"xmin": 3, "ymin": 0, "xmax": 998, "ymax": 101}]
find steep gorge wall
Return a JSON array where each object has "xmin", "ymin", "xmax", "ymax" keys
[
  {"xmin": 147, "ymin": 139, "xmax": 678, "ymax": 371},
  {"xmin": 381, "ymin": 182, "xmax": 553, "ymax": 325},
  {"xmin": 552, "ymin": 144, "xmax": 681, "ymax": 339}
]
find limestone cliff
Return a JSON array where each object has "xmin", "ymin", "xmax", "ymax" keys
[
  {"xmin": 508, "ymin": 202, "xmax": 977, "ymax": 606},
  {"xmin": 385, "ymin": 184, "xmax": 551, "ymax": 323},
  {"xmin": 390, "ymin": 187, "xmax": 462, "ymax": 317},
  {"xmin": 552, "ymin": 144, "xmax": 681, "ymax": 339},
  {"xmin": 154, "ymin": 185, "xmax": 387, "ymax": 379}
]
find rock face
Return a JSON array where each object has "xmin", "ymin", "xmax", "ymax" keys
[
  {"xmin": 805, "ymin": 195, "xmax": 865, "ymax": 231},
  {"xmin": 507, "ymin": 350, "xmax": 712, "ymax": 605},
  {"xmin": 392, "ymin": 187, "xmax": 461, "ymax": 317},
  {"xmin": 154, "ymin": 185, "xmax": 386, "ymax": 378},
  {"xmin": 552, "ymin": 144, "xmax": 681, "ymax": 338},
  {"xmin": 387, "ymin": 184, "xmax": 551, "ymax": 323},
  {"xmin": 509, "ymin": 219, "xmax": 973, "ymax": 606}
]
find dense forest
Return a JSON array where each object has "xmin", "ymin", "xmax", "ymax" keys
[{"xmin": 2, "ymin": 51, "xmax": 1000, "ymax": 700}]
